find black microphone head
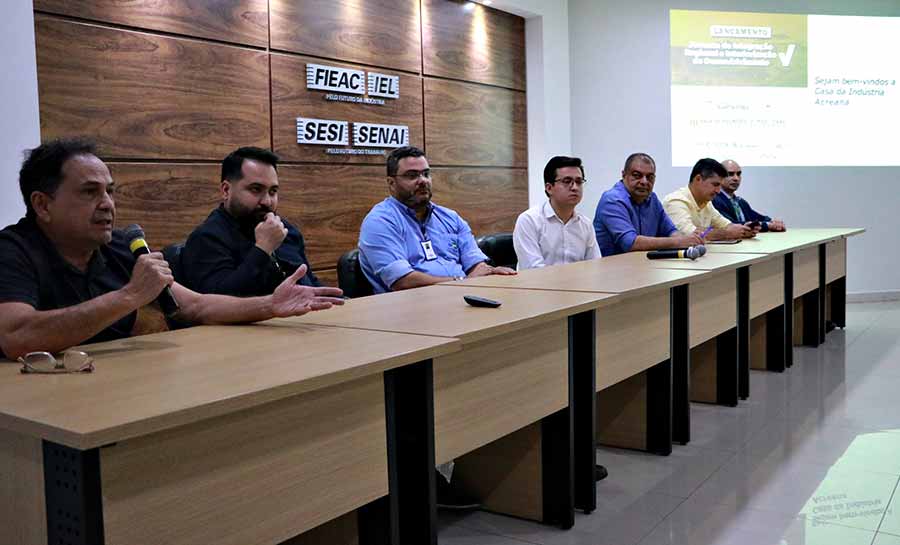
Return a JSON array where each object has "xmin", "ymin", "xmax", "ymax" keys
[
  {"xmin": 697, "ymin": 244, "xmax": 707, "ymax": 256},
  {"xmin": 123, "ymin": 224, "xmax": 146, "ymax": 243}
]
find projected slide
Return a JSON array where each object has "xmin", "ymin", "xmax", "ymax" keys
[{"xmin": 670, "ymin": 10, "xmax": 900, "ymax": 166}]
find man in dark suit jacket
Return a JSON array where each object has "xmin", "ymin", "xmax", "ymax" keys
[
  {"xmin": 713, "ymin": 160, "xmax": 786, "ymax": 232},
  {"xmin": 180, "ymin": 147, "xmax": 320, "ymax": 297}
]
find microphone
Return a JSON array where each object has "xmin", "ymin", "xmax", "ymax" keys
[
  {"xmin": 646, "ymin": 246, "xmax": 705, "ymax": 260},
  {"xmin": 123, "ymin": 224, "xmax": 180, "ymax": 317}
]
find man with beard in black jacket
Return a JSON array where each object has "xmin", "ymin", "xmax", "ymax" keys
[{"xmin": 181, "ymin": 147, "xmax": 320, "ymax": 296}]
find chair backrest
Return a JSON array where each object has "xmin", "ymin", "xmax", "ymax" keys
[
  {"xmin": 337, "ymin": 248, "xmax": 374, "ymax": 298},
  {"xmin": 476, "ymin": 232, "xmax": 517, "ymax": 269},
  {"xmin": 162, "ymin": 243, "xmax": 185, "ymax": 285}
]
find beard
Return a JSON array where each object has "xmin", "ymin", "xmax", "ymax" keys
[
  {"xmin": 396, "ymin": 185, "xmax": 432, "ymax": 209},
  {"xmin": 227, "ymin": 201, "xmax": 274, "ymax": 232}
]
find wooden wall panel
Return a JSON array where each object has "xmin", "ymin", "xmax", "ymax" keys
[
  {"xmin": 271, "ymin": 54, "xmax": 424, "ymax": 163},
  {"xmin": 33, "ymin": 0, "xmax": 269, "ymax": 47},
  {"xmin": 109, "ymin": 164, "xmax": 221, "ymax": 250},
  {"xmin": 35, "ymin": 3, "xmax": 527, "ymax": 288},
  {"xmin": 422, "ymin": 0, "xmax": 526, "ymax": 90},
  {"xmin": 111, "ymin": 162, "xmax": 394, "ymax": 278},
  {"xmin": 425, "ymin": 78, "xmax": 527, "ymax": 167},
  {"xmin": 36, "ymin": 16, "xmax": 270, "ymax": 160},
  {"xmin": 277, "ymin": 166, "xmax": 528, "ymax": 272},
  {"xmin": 430, "ymin": 168, "xmax": 527, "ymax": 237},
  {"xmin": 277, "ymin": 165, "xmax": 387, "ymax": 270},
  {"xmin": 269, "ymin": 0, "xmax": 421, "ymax": 73}
]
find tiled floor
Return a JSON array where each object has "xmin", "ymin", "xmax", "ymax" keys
[{"xmin": 438, "ymin": 301, "xmax": 900, "ymax": 545}]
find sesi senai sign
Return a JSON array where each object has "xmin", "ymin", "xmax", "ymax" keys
[
  {"xmin": 354, "ymin": 122, "xmax": 409, "ymax": 147},
  {"xmin": 296, "ymin": 118, "xmax": 350, "ymax": 146},
  {"xmin": 298, "ymin": 63, "xmax": 407, "ymax": 154},
  {"xmin": 306, "ymin": 63, "xmax": 400, "ymax": 104},
  {"xmin": 297, "ymin": 117, "xmax": 408, "ymax": 148}
]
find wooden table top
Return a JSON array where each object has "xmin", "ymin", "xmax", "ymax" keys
[
  {"xmin": 0, "ymin": 322, "xmax": 460, "ymax": 449},
  {"xmin": 606, "ymin": 251, "xmax": 770, "ymax": 271},
  {"xmin": 441, "ymin": 259, "xmax": 706, "ymax": 297},
  {"xmin": 705, "ymin": 228, "xmax": 864, "ymax": 255},
  {"xmin": 292, "ymin": 284, "xmax": 616, "ymax": 344}
]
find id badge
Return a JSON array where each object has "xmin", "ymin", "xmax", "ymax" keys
[{"xmin": 421, "ymin": 239, "xmax": 438, "ymax": 261}]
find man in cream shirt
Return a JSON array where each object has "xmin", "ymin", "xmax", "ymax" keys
[
  {"xmin": 663, "ymin": 158, "xmax": 756, "ymax": 241},
  {"xmin": 513, "ymin": 155, "xmax": 601, "ymax": 269}
]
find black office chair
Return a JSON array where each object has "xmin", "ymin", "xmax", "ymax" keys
[
  {"xmin": 337, "ymin": 248, "xmax": 374, "ymax": 298},
  {"xmin": 162, "ymin": 242, "xmax": 185, "ymax": 286},
  {"xmin": 476, "ymin": 232, "xmax": 517, "ymax": 269}
]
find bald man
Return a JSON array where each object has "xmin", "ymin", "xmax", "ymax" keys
[{"xmin": 712, "ymin": 160, "xmax": 785, "ymax": 232}]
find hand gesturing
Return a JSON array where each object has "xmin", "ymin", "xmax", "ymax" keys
[{"xmin": 271, "ymin": 264, "xmax": 345, "ymax": 317}]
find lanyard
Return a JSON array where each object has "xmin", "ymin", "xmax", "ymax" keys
[{"xmin": 417, "ymin": 207, "xmax": 433, "ymax": 242}]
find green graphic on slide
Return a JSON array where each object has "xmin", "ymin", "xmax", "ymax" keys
[{"xmin": 671, "ymin": 10, "xmax": 807, "ymax": 87}]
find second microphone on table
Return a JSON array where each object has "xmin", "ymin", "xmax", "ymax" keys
[{"xmin": 646, "ymin": 245, "xmax": 706, "ymax": 261}]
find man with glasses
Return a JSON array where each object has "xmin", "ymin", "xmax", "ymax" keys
[
  {"xmin": 0, "ymin": 138, "xmax": 344, "ymax": 360},
  {"xmin": 359, "ymin": 145, "xmax": 517, "ymax": 509},
  {"xmin": 514, "ymin": 155, "xmax": 600, "ymax": 269},
  {"xmin": 512, "ymin": 155, "xmax": 611, "ymax": 483},
  {"xmin": 713, "ymin": 160, "xmax": 786, "ymax": 232},
  {"xmin": 358, "ymin": 146, "xmax": 516, "ymax": 294},
  {"xmin": 180, "ymin": 147, "xmax": 320, "ymax": 296},
  {"xmin": 593, "ymin": 153, "xmax": 704, "ymax": 256}
]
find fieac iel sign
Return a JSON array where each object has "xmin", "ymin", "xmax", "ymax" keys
[{"xmin": 305, "ymin": 63, "xmax": 400, "ymax": 104}]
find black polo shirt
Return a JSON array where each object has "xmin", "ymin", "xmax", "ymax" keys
[
  {"xmin": 180, "ymin": 206, "xmax": 320, "ymax": 297},
  {"xmin": 0, "ymin": 217, "xmax": 138, "ymax": 358}
]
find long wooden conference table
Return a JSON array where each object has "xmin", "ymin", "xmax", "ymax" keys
[{"xmin": 0, "ymin": 228, "xmax": 863, "ymax": 545}]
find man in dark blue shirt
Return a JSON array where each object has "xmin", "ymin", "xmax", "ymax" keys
[
  {"xmin": 713, "ymin": 160, "xmax": 785, "ymax": 232},
  {"xmin": 593, "ymin": 153, "xmax": 703, "ymax": 256},
  {"xmin": 180, "ymin": 147, "xmax": 320, "ymax": 297}
]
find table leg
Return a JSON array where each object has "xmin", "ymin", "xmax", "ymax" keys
[
  {"xmin": 764, "ymin": 306, "xmax": 787, "ymax": 372},
  {"xmin": 42, "ymin": 441, "xmax": 105, "ymax": 545},
  {"xmin": 671, "ymin": 284, "xmax": 691, "ymax": 445},
  {"xmin": 570, "ymin": 311, "xmax": 596, "ymax": 515},
  {"xmin": 646, "ymin": 359, "xmax": 673, "ymax": 455},
  {"xmin": 737, "ymin": 267, "xmax": 750, "ymax": 400},
  {"xmin": 384, "ymin": 360, "xmax": 436, "ymax": 545},
  {"xmin": 784, "ymin": 253, "xmax": 795, "ymax": 368}
]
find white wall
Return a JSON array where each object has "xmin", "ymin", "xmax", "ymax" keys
[
  {"xmin": 0, "ymin": 0, "xmax": 39, "ymax": 227},
  {"xmin": 567, "ymin": 0, "xmax": 900, "ymax": 295}
]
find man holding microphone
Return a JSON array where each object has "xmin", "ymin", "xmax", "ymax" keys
[{"xmin": 0, "ymin": 139, "xmax": 344, "ymax": 359}]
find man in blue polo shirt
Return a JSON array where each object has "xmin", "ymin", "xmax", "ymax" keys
[
  {"xmin": 593, "ymin": 153, "xmax": 704, "ymax": 256},
  {"xmin": 359, "ymin": 146, "xmax": 515, "ymax": 293}
]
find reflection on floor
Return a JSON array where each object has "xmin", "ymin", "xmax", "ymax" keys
[{"xmin": 438, "ymin": 301, "xmax": 900, "ymax": 545}]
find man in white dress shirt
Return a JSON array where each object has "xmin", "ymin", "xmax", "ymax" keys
[
  {"xmin": 512, "ymin": 155, "xmax": 609, "ymax": 481},
  {"xmin": 513, "ymin": 155, "xmax": 601, "ymax": 270}
]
